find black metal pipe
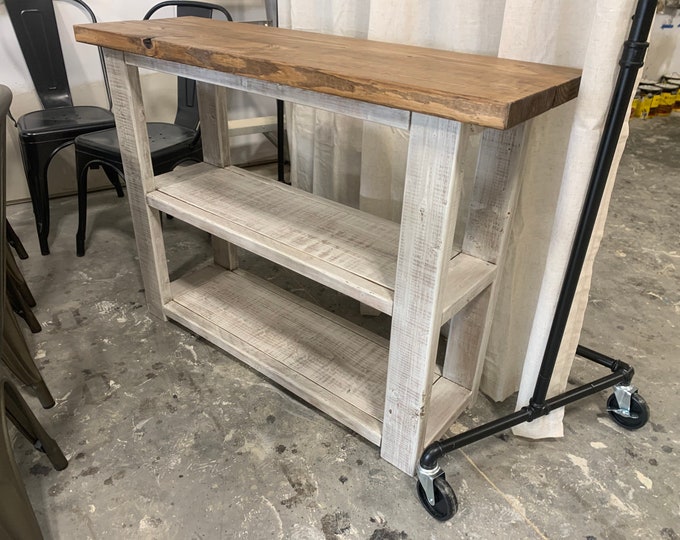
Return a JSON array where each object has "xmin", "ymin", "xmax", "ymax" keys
[
  {"xmin": 576, "ymin": 344, "xmax": 619, "ymax": 369},
  {"xmin": 420, "ymin": 408, "xmax": 532, "ymax": 468},
  {"xmin": 420, "ymin": 359, "xmax": 634, "ymax": 469},
  {"xmin": 545, "ymin": 364, "xmax": 632, "ymax": 410},
  {"xmin": 531, "ymin": 0, "xmax": 656, "ymax": 404}
]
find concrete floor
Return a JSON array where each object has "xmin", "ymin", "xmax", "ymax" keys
[{"xmin": 6, "ymin": 117, "xmax": 679, "ymax": 539}]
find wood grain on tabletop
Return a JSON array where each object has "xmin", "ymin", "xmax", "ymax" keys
[{"xmin": 74, "ymin": 17, "xmax": 581, "ymax": 129}]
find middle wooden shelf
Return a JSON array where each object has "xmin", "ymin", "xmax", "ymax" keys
[{"xmin": 148, "ymin": 162, "xmax": 496, "ymax": 323}]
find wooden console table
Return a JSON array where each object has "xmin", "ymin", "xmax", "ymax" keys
[{"xmin": 75, "ymin": 19, "xmax": 580, "ymax": 475}]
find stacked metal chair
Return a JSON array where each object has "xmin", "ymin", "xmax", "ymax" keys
[{"xmin": 1, "ymin": 84, "xmax": 68, "ymax": 538}]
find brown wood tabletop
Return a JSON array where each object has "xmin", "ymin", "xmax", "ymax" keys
[{"xmin": 75, "ymin": 18, "xmax": 581, "ymax": 129}]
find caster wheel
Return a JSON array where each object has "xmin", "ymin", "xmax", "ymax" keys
[
  {"xmin": 607, "ymin": 392, "xmax": 649, "ymax": 430},
  {"xmin": 417, "ymin": 476, "xmax": 458, "ymax": 521}
]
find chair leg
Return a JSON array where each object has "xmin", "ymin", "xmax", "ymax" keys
[
  {"xmin": 0, "ymin": 412, "xmax": 44, "ymax": 539},
  {"xmin": 76, "ymin": 161, "xmax": 89, "ymax": 257},
  {"xmin": 6, "ymin": 221, "xmax": 29, "ymax": 260},
  {"xmin": 5, "ymin": 247, "xmax": 41, "ymax": 333},
  {"xmin": 6, "ymin": 248, "xmax": 36, "ymax": 307},
  {"xmin": 18, "ymin": 142, "xmax": 51, "ymax": 255},
  {"xmin": 0, "ymin": 378, "xmax": 67, "ymax": 540},
  {"xmin": 2, "ymin": 299, "xmax": 54, "ymax": 408},
  {"xmin": 102, "ymin": 165, "xmax": 125, "ymax": 198},
  {"xmin": 2, "ymin": 380, "xmax": 67, "ymax": 470},
  {"xmin": 7, "ymin": 284, "xmax": 42, "ymax": 334}
]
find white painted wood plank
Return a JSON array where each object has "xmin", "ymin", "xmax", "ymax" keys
[
  {"xmin": 440, "ymin": 254, "xmax": 496, "ymax": 325},
  {"xmin": 127, "ymin": 54, "xmax": 411, "ymax": 130},
  {"xmin": 234, "ymin": 268, "xmax": 390, "ymax": 349},
  {"xmin": 160, "ymin": 167, "xmax": 400, "ymax": 285},
  {"xmin": 173, "ymin": 266, "xmax": 390, "ymax": 419},
  {"xmin": 151, "ymin": 190, "xmax": 394, "ymax": 313},
  {"xmin": 444, "ymin": 125, "xmax": 527, "ymax": 398},
  {"xmin": 444, "ymin": 285, "xmax": 492, "ymax": 390},
  {"xmin": 149, "ymin": 163, "xmax": 399, "ymax": 313},
  {"xmin": 106, "ymin": 50, "xmax": 170, "ymax": 318},
  {"xmin": 165, "ymin": 264, "xmax": 389, "ymax": 444},
  {"xmin": 424, "ymin": 377, "xmax": 473, "ymax": 446},
  {"xmin": 381, "ymin": 113, "xmax": 470, "ymax": 475},
  {"xmin": 196, "ymin": 82, "xmax": 232, "ymax": 168},
  {"xmin": 228, "ymin": 115, "xmax": 278, "ymax": 137},
  {"xmin": 461, "ymin": 125, "xmax": 527, "ymax": 264},
  {"xmin": 196, "ymin": 81, "xmax": 238, "ymax": 270}
]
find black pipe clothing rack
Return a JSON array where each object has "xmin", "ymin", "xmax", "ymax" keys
[{"xmin": 416, "ymin": 0, "xmax": 657, "ymax": 521}]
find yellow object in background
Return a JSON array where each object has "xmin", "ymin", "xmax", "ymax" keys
[
  {"xmin": 636, "ymin": 84, "xmax": 659, "ymax": 119},
  {"xmin": 656, "ymin": 83, "xmax": 678, "ymax": 116}
]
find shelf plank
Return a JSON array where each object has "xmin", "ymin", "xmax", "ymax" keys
[
  {"xmin": 75, "ymin": 18, "xmax": 580, "ymax": 129},
  {"xmin": 165, "ymin": 264, "xmax": 389, "ymax": 445},
  {"xmin": 166, "ymin": 264, "xmax": 473, "ymax": 448},
  {"xmin": 148, "ymin": 163, "xmax": 496, "ymax": 319},
  {"xmin": 424, "ymin": 377, "xmax": 474, "ymax": 446},
  {"xmin": 441, "ymin": 258, "xmax": 495, "ymax": 325},
  {"xmin": 151, "ymin": 163, "xmax": 398, "ymax": 313}
]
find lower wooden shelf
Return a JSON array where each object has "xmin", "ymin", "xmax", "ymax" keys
[{"xmin": 165, "ymin": 264, "xmax": 472, "ymax": 447}]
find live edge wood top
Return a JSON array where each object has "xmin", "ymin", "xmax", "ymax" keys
[{"xmin": 75, "ymin": 17, "xmax": 581, "ymax": 129}]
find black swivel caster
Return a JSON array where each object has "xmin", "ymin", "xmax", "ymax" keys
[
  {"xmin": 416, "ymin": 475, "xmax": 458, "ymax": 521},
  {"xmin": 607, "ymin": 391, "xmax": 649, "ymax": 430}
]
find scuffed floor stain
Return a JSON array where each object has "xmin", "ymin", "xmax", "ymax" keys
[
  {"xmin": 79, "ymin": 466, "xmax": 100, "ymax": 477},
  {"xmin": 29, "ymin": 464, "xmax": 51, "ymax": 476},
  {"xmin": 320, "ymin": 511, "xmax": 351, "ymax": 539},
  {"xmin": 280, "ymin": 463, "xmax": 317, "ymax": 509},
  {"xmin": 368, "ymin": 528, "xmax": 409, "ymax": 540},
  {"xmin": 139, "ymin": 515, "xmax": 163, "ymax": 530},
  {"xmin": 48, "ymin": 482, "xmax": 67, "ymax": 496}
]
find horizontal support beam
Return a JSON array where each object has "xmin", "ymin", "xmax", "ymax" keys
[{"xmin": 126, "ymin": 53, "xmax": 411, "ymax": 130}]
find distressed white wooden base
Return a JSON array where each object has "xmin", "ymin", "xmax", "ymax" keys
[{"xmin": 107, "ymin": 49, "xmax": 530, "ymax": 477}]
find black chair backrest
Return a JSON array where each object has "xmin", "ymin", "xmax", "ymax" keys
[
  {"xmin": 144, "ymin": 1, "xmax": 233, "ymax": 130},
  {"xmin": 6, "ymin": 0, "xmax": 111, "ymax": 111},
  {"xmin": 6, "ymin": 0, "xmax": 75, "ymax": 109}
]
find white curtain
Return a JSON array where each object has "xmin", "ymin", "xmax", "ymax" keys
[{"xmin": 278, "ymin": 0, "xmax": 638, "ymax": 438}]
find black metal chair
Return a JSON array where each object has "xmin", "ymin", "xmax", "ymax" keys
[
  {"xmin": 6, "ymin": 0, "xmax": 117, "ymax": 256},
  {"xmin": 1, "ymin": 85, "xmax": 66, "ymax": 539},
  {"xmin": 73, "ymin": 1, "xmax": 233, "ymax": 257},
  {"xmin": 1, "ymin": 84, "xmax": 54, "ymax": 409}
]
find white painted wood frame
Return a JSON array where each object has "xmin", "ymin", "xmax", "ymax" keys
[
  {"xmin": 196, "ymin": 81, "xmax": 239, "ymax": 270},
  {"xmin": 381, "ymin": 114, "xmax": 470, "ymax": 474},
  {"xmin": 444, "ymin": 124, "xmax": 527, "ymax": 400},
  {"xmin": 104, "ymin": 49, "xmax": 170, "ymax": 319},
  {"xmin": 105, "ymin": 48, "xmax": 531, "ymax": 477}
]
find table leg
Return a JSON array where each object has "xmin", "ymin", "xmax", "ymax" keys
[
  {"xmin": 104, "ymin": 49, "xmax": 170, "ymax": 319},
  {"xmin": 381, "ymin": 113, "xmax": 470, "ymax": 474},
  {"xmin": 196, "ymin": 81, "xmax": 239, "ymax": 270},
  {"xmin": 443, "ymin": 125, "xmax": 526, "ymax": 399}
]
